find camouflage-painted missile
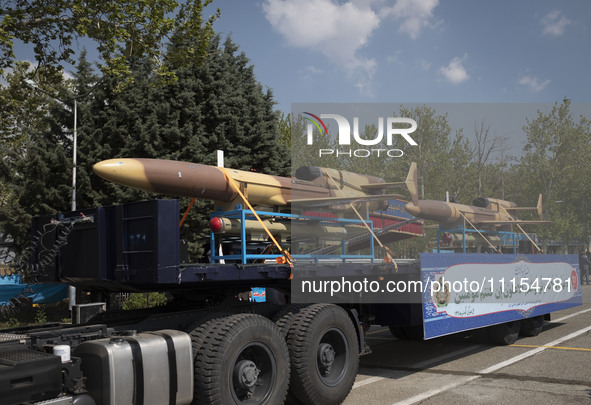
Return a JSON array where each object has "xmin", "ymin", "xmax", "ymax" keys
[
  {"xmin": 93, "ymin": 158, "xmax": 405, "ymax": 209},
  {"xmin": 210, "ymin": 217, "xmax": 348, "ymax": 240},
  {"xmin": 404, "ymin": 162, "xmax": 549, "ymax": 227},
  {"xmin": 94, "ymin": 158, "xmax": 322, "ymax": 207}
]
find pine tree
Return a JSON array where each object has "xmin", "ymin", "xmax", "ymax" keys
[
  {"xmin": 160, "ymin": 35, "xmax": 290, "ymax": 259},
  {"xmin": 73, "ymin": 34, "xmax": 289, "ymax": 260},
  {"xmin": 0, "ymin": 65, "xmax": 72, "ymax": 251}
]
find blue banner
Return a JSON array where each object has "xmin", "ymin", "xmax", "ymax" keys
[{"xmin": 421, "ymin": 253, "xmax": 582, "ymax": 339}]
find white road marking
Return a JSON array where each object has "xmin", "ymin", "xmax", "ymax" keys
[
  {"xmin": 412, "ymin": 344, "xmax": 486, "ymax": 369},
  {"xmin": 353, "ymin": 376, "xmax": 387, "ymax": 389},
  {"xmin": 479, "ymin": 324, "xmax": 591, "ymax": 374},
  {"xmin": 552, "ymin": 306, "xmax": 591, "ymax": 323},
  {"xmin": 392, "ymin": 376, "xmax": 480, "ymax": 405},
  {"xmin": 353, "ymin": 344, "xmax": 486, "ymax": 390},
  {"xmin": 391, "ymin": 324, "xmax": 591, "ymax": 405}
]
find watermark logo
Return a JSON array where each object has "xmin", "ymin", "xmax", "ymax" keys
[{"xmin": 303, "ymin": 112, "xmax": 418, "ymax": 158}]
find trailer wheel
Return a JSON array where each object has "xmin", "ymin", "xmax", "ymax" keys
[
  {"xmin": 287, "ymin": 304, "xmax": 359, "ymax": 405},
  {"xmin": 520, "ymin": 316, "xmax": 544, "ymax": 337},
  {"xmin": 193, "ymin": 314, "xmax": 290, "ymax": 405},
  {"xmin": 488, "ymin": 321, "xmax": 520, "ymax": 345}
]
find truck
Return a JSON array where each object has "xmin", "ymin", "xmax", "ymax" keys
[{"xmin": 0, "ymin": 198, "xmax": 582, "ymax": 405}]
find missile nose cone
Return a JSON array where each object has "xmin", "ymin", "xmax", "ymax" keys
[
  {"xmin": 93, "ymin": 159, "xmax": 154, "ymax": 192},
  {"xmin": 210, "ymin": 217, "xmax": 224, "ymax": 233}
]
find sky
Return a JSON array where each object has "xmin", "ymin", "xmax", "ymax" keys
[
  {"xmin": 203, "ymin": 0, "xmax": 590, "ymax": 114},
  {"xmin": 10, "ymin": 0, "xmax": 591, "ymax": 154}
]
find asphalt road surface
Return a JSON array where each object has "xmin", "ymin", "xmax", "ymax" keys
[{"xmin": 344, "ymin": 285, "xmax": 591, "ymax": 405}]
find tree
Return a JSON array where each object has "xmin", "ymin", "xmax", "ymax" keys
[
  {"xmin": 470, "ymin": 118, "xmax": 506, "ymax": 197},
  {"xmin": 391, "ymin": 105, "xmax": 472, "ymax": 202},
  {"xmin": 71, "ymin": 35, "xmax": 289, "ymax": 260},
  {"xmin": 519, "ymin": 99, "xmax": 591, "ymax": 249},
  {"xmin": 0, "ymin": 63, "xmax": 73, "ymax": 252},
  {"xmin": 0, "ymin": 0, "xmax": 219, "ymax": 86},
  {"xmin": 0, "ymin": 62, "xmax": 43, "ymax": 206}
]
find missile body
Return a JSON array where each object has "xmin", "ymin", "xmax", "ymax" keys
[
  {"xmin": 210, "ymin": 217, "xmax": 348, "ymax": 240},
  {"xmin": 405, "ymin": 200, "xmax": 498, "ymax": 225},
  {"xmin": 94, "ymin": 158, "xmax": 332, "ymax": 208},
  {"xmin": 93, "ymin": 158, "xmax": 391, "ymax": 210}
]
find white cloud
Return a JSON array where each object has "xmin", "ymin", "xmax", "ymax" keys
[
  {"xmin": 263, "ymin": 0, "xmax": 380, "ymax": 94},
  {"xmin": 518, "ymin": 75, "xmax": 550, "ymax": 92},
  {"xmin": 439, "ymin": 54, "xmax": 469, "ymax": 84},
  {"xmin": 381, "ymin": 0, "xmax": 440, "ymax": 39},
  {"xmin": 541, "ymin": 10, "xmax": 571, "ymax": 37},
  {"xmin": 262, "ymin": 0, "xmax": 441, "ymax": 94}
]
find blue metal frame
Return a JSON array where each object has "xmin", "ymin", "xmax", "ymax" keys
[{"xmin": 210, "ymin": 205, "xmax": 375, "ymax": 264}]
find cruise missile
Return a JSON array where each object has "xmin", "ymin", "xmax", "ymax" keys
[
  {"xmin": 93, "ymin": 158, "xmax": 406, "ymax": 211},
  {"xmin": 403, "ymin": 162, "xmax": 549, "ymax": 227},
  {"xmin": 209, "ymin": 217, "xmax": 348, "ymax": 240}
]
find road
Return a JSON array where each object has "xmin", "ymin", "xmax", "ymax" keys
[{"xmin": 344, "ymin": 285, "xmax": 591, "ymax": 405}]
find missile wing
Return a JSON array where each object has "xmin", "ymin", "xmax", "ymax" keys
[{"xmin": 290, "ymin": 193, "xmax": 407, "ymax": 208}]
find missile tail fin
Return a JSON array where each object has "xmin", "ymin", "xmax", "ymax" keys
[{"xmin": 406, "ymin": 162, "xmax": 419, "ymax": 205}]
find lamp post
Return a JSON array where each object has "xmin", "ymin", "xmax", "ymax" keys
[{"xmin": 25, "ymin": 79, "xmax": 92, "ymax": 312}]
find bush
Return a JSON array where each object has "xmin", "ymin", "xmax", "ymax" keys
[
  {"xmin": 34, "ymin": 305, "xmax": 47, "ymax": 325},
  {"xmin": 122, "ymin": 293, "xmax": 167, "ymax": 310}
]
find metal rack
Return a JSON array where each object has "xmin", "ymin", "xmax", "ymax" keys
[{"xmin": 210, "ymin": 206, "xmax": 375, "ymax": 264}]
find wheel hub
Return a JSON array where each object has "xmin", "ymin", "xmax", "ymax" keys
[
  {"xmin": 234, "ymin": 359, "xmax": 260, "ymax": 390},
  {"xmin": 318, "ymin": 343, "xmax": 335, "ymax": 375}
]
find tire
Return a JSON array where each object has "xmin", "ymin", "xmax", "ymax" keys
[
  {"xmin": 520, "ymin": 316, "xmax": 544, "ymax": 337},
  {"xmin": 488, "ymin": 321, "xmax": 520, "ymax": 345},
  {"xmin": 287, "ymin": 304, "xmax": 359, "ymax": 405},
  {"xmin": 193, "ymin": 314, "xmax": 290, "ymax": 405},
  {"xmin": 188, "ymin": 311, "xmax": 231, "ymax": 358},
  {"xmin": 273, "ymin": 304, "xmax": 308, "ymax": 337},
  {"xmin": 388, "ymin": 324, "xmax": 423, "ymax": 340}
]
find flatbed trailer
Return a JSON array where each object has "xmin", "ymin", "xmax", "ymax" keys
[{"xmin": 0, "ymin": 200, "xmax": 582, "ymax": 405}]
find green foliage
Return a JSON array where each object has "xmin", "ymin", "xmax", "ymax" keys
[
  {"xmin": 0, "ymin": 62, "xmax": 73, "ymax": 252},
  {"xmin": 0, "ymin": 0, "xmax": 219, "ymax": 87},
  {"xmin": 72, "ymin": 35, "xmax": 288, "ymax": 259},
  {"xmin": 2, "ymin": 20, "xmax": 289, "ymax": 259},
  {"xmin": 122, "ymin": 292, "xmax": 167, "ymax": 310},
  {"xmin": 34, "ymin": 305, "xmax": 47, "ymax": 325},
  {"xmin": 391, "ymin": 105, "xmax": 472, "ymax": 202},
  {"xmin": 517, "ymin": 99, "xmax": 591, "ymax": 246}
]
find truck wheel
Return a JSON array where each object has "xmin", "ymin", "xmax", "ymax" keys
[
  {"xmin": 488, "ymin": 321, "xmax": 520, "ymax": 345},
  {"xmin": 188, "ymin": 311, "xmax": 231, "ymax": 359},
  {"xmin": 286, "ymin": 304, "xmax": 359, "ymax": 405},
  {"xmin": 520, "ymin": 316, "xmax": 544, "ymax": 337},
  {"xmin": 273, "ymin": 304, "xmax": 308, "ymax": 336},
  {"xmin": 193, "ymin": 314, "xmax": 290, "ymax": 405}
]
